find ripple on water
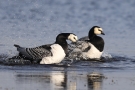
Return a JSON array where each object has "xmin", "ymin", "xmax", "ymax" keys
[{"xmin": 0, "ymin": 54, "xmax": 135, "ymax": 71}]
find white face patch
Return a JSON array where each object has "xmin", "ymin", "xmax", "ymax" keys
[
  {"xmin": 94, "ymin": 27, "xmax": 103, "ymax": 35},
  {"xmin": 68, "ymin": 34, "xmax": 78, "ymax": 42}
]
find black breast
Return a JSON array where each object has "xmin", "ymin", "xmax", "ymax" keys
[
  {"xmin": 60, "ymin": 42, "xmax": 68, "ymax": 54},
  {"xmin": 90, "ymin": 36, "xmax": 104, "ymax": 52},
  {"xmin": 55, "ymin": 39, "xmax": 68, "ymax": 54}
]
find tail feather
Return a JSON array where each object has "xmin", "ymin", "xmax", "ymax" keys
[{"xmin": 14, "ymin": 44, "xmax": 20, "ymax": 48}]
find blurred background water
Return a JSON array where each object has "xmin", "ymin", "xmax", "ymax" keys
[
  {"xmin": 0, "ymin": 0, "xmax": 135, "ymax": 90},
  {"xmin": 0, "ymin": 0, "xmax": 135, "ymax": 57}
]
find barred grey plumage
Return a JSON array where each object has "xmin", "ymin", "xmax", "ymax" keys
[
  {"xmin": 13, "ymin": 44, "xmax": 52, "ymax": 60},
  {"xmin": 78, "ymin": 36, "xmax": 89, "ymax": 41},
  {"xmin": 67, "ymin": 41, "xmax": 90, "ymax": 58},
  {"xmin": 67, "ymin": 26, "xmax": 105, "ymax": 60},
  {"xmin": 10, "ymin": 33, "xmax": 78, "ymax": 64}
]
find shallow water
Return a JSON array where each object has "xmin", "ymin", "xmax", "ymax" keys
[
  {"xmin": 0, "ymin": 0, "xmax": 135, "ymax": 90},
  {"xmin": 0, "ymin": 67, "xmax": 135, "ymax": 90}
]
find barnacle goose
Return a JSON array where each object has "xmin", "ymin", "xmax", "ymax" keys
[
  {"xmin": 10, "ymin": 33, "xmax": 78, "ymax": 64},
  {"xmin": 68, "ymin": 26, "xmax": 105, "ymax": 60}
]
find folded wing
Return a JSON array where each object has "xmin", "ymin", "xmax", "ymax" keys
[{"xmin": 14, "ymin": 44, "xmax": 52, "ymax": 60}]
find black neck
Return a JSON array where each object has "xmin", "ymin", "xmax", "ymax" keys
[
  {"xmin": 89, "ymin": 33, "xmax": 96, "ymax": 39},
  {"xmin": 54, "ymin": 33, "xmax": 72, "ymax": 54},
  {"xmin": 88, "ymin": 26, "xmax": 104, "ymax": 52},
  {"xmin": 88, "ymin": 29, "xmax": 96, "ymax": 39},
  {"xmin": 89, "ymin": 36, "xmax": 104, "ymax": 52},
  {"xmin": 55, "ymin": 38, "xmax": 68, "ymax": 54}
]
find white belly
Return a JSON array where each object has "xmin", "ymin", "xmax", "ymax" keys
[
  {"xmin": 81, "ymin": 43, "xmax": 102, "ymax": 59},
  {"xmin": 40, "ymin": 44, "xmax": 66, "ymax": 64}
]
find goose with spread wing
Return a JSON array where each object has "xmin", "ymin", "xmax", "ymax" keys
[{"xmin": 68, "ymin": 26, "xmax": 105, "ymax": 60}]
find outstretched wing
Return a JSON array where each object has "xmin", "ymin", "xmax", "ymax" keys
[
  {"xmin": 68, "ymin": 40, "xmax": 91, "ymax": 52},
  {"xmin": 14, "ymin": 44, "xmax": 52, "ymax": 60},
  {"xmin": 67, "ymin": 40, "xmax": 91, "ymax": 59},
  {"xmin": 78, "ymin": 36, "xmax": 89, "ymax": 41}
]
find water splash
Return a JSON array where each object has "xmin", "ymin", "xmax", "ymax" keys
[
  {"xmin": 0, "ymin": 53, "xmax": 135, "ymax": 71},
  {"xmin": 102, "ymin": 52, "xmax": 112, "ymax": 59}
]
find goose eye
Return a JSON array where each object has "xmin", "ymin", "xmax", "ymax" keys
[{"xmin": 98, "ymin": 29, "xmax": 101, "ymax": 31}]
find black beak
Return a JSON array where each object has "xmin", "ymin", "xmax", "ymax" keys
[{"xmin": 101, "ymin": 31, "xmax": 105, "ymax": 35}]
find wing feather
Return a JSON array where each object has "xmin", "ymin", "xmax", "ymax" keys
[
  {"xmin": 14, "ymin": 44, "xmax": 52, "ymax": 60},
  {"xmin": 69, "ymin": 41, "xmax": 91, "ymax": 51}
]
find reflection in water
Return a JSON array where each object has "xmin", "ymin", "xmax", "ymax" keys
[
  {"xmin": 50, "ymin": 72, "xmax": 65, "ymax": 90},
  {"xmin": 88, "ymin": 73, "xmax": 104, "ymax": 90},
  {"xmin": 16, "ymin": 71, "xmax": 104, "ymax": 90},
  {"xmin": 66, "ymin": 72, "xmax": 89, "ymax": 90},
  {"xmin": 16, "ymin": 71, "xmax": 65, "ymax": 90}
]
